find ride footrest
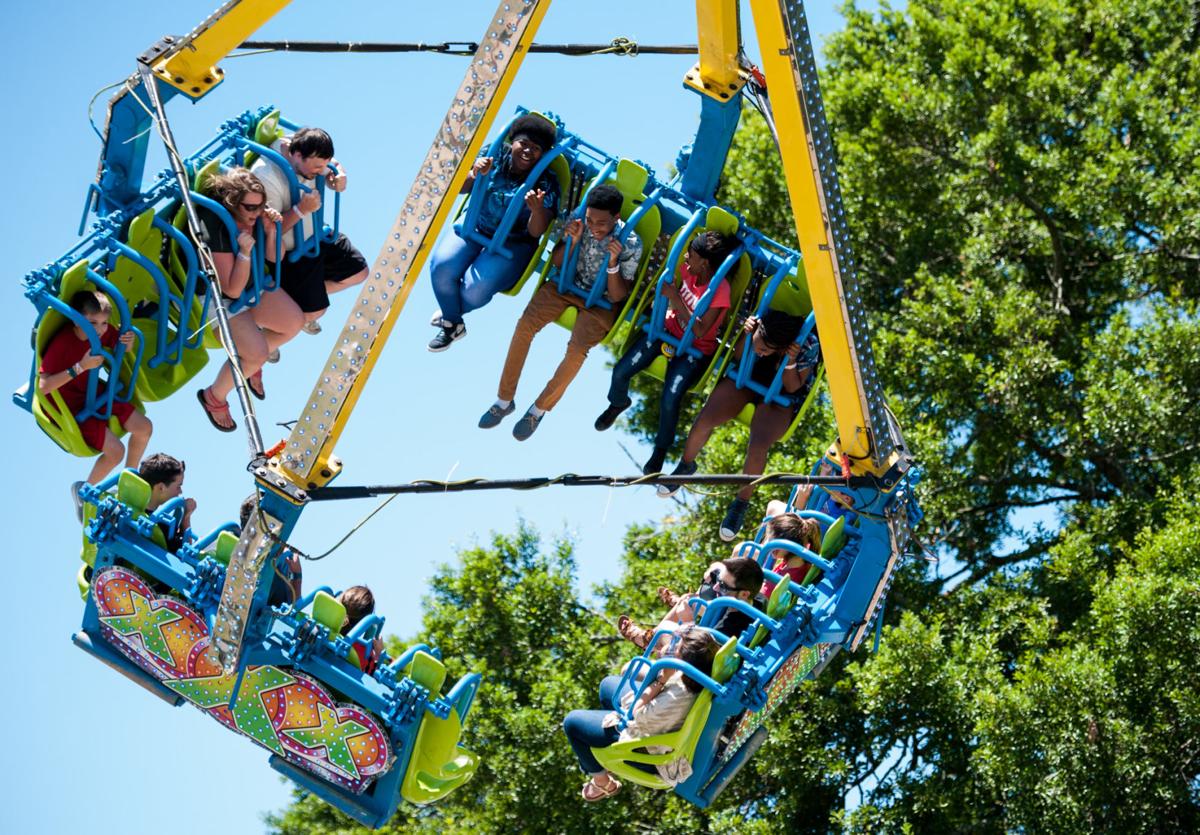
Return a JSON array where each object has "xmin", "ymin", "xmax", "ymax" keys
[{"xmin": 211, "ymin": 509, "xmax": 282, "ymax": 672}]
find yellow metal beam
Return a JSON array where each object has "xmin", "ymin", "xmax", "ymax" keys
[
  {"xmin": 747, "ymin": 0, "xmax": 902, "ymax": 477},
  {"xmin": 276, "ymin": 0, "xmax": 554, "ymax": 489},
  {"xmin": 686, "ymin": 0, "xmax": 746, "ymax": 100},
  {"xmin": 152, "ymin": 0, "xmax": 292, "ymax": 98}
]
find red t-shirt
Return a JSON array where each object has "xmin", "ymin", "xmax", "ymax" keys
[
  {"xmin": 40, "ymin": 324, "xmax": 118, "ymax": 414},
  {"xmin": 663, "ymin": 263, "xmax": 732, "ymax": 356},
  {"xmin": 761, "ymin": 557, "xmax": 815, "ymax": 597}
]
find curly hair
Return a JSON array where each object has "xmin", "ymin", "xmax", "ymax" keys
[{"xmin": 203, "ymin": 167, "xmax": 267, "ymax": 215}]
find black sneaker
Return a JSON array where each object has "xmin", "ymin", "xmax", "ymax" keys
[
  {"xmin": 719, "ymin": 498, "xmax": 751, "ymax": 542},
  {"xmin": 479, "ymin": 401, "xmax": 516, "ymax": 429},
  {"xmin": 642, "ymin": 447, "xmax": 668, "ymax": 475},
  {"xmin": 657, "ymin": 459, "xmax": 698, "ymax": 498},
  {"xmin": 594, "ymin": 404, "xmax": 625, "ymax": 432},
  {"xmin": 428, "ymin": 322, "xmax": 466, "ymax": 352},
  {"xmin": 512, "ymin": 408, "xmax": 544, "ymax": 441}
]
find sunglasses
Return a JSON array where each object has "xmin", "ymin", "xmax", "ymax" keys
[
  {"xmin": 705, "ymin": 569, "xmax": 737, "ymax": 596},
  {"xmin": 240, "ymin": 201, "xmax": 265, "ymax": 213}
]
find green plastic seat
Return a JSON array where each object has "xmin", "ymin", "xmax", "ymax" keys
[
  {"xmin": 629, "ymin": 205, "xmax": 752, "ymax": 396},
  {"xmin": 311, "ymin": 591, "xmax": 347, "ymax": 633},
  {"xmin": 117, "ymin": 470, "xmax": 168, "ymax": 549},
  {"xmin": 211, "ymin": 530, "xmax": 240, "ymax": 566},
  {"xmin": 76, "ymin": 562, "xmax": 91, "ymax": 600},
  {"xmin": 400, "ymin": 650, "xmax": 480, "ymax": 805},
  {"xmin": 29, "ymin": 260, "xmax": 137, "ymax": 458},
  {"xmin": 749, "ymin": 575, "xmax": 799, "ymax": 649},
  {"xmin": 400, "ymin": 700, "xmax": 480, "ymax": 805},
  {"xmin": 406, "ymin": 650, "xmax": 448, "ymax": 695},
  {"xmin": 242, "ymin": 109, "xmax": 284, "ymax": 167},
  {"xmin": 167, "ymin": 158, "xmax": 227, "ymax": 351},
  {"xmin": 732, "ymin": 263, "xmax": 823, "ymax": 443},
  {"xmin": 591, "ymin": 636, "xmax": 740, "ymax": 789},
  {"xmin": 110, "ymin": 208, "xmax": 209, "ymax": 402}
]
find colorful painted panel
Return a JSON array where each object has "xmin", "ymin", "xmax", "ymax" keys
[
  {"xmin": 719, "ymin": 642, "xmax": 832, "ymax": 765},
  {"xmin": 92, "ymin": 567, "xmax": 393, "ymax": 793}
]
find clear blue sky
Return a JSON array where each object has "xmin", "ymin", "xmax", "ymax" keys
[{"xmin": 3, "ymin": 2, "xmax": 870, "ymax": 832}]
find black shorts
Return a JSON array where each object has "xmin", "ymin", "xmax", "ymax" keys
[{"xmin": 279, "ymin": 234, "xmax": 368, "ymax": 313}]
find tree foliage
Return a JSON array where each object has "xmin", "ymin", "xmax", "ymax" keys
[{"xmin": 270, "ymin": 1, "xmax": 1200, "ymax": 831}]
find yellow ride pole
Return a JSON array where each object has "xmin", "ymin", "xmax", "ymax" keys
[{"xmin": 747, "ymin": 0, "xmax": 905, "ymax": 480}]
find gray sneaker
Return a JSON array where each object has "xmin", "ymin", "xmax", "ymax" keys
[
  {"xmin": 479, "ymin": 401, "xmax": 516, "ymax": 429},
  {"xmin": 70, "ymin": 480, "xmax": 85, "ymax": 523},
  {"xmin": 512, "ymin": 408, "xmax": 544, "ymax": 441},
  {"xmin": 266, "ymin": 348, "xmax": 281, "ymax": 364},
  {"xmin": 302, "ymin": 320, "xmax": 322, "ymax": 335}
]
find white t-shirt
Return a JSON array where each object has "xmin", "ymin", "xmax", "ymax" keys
[{"xmin": 250, "ymin": 138, "xmax": 315, "ymax": 253}]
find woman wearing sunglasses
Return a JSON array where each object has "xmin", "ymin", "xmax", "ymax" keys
[{"xmin": 195, "ymin": 167, "xmax": 303, "ymax": 432}]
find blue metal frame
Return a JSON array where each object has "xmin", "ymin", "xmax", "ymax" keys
[{"xmin": 74, "ymin": 476, "xmax": 482, "ymax": 828}]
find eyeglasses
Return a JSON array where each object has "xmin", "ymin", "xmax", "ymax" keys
[{"xmin": 240, "ymin": 201, "xmax": 265, "ymax": 213}]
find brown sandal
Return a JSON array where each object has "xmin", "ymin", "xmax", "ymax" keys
[
  {"xmin": 657, "ymin": 586, "xmax": 682, "ymax": 608},
  {"xmin": 581, "ymin": 776, "xmax": 621, "ymax": 802},
  {"xmin": 247, "ymin": 369, "xmax": 265, "ymax": 401},
  {"xmin": 617, "ymin": 615, "xmax": 652, "ymax": 650},
  {"xmin": 197, "ymin": 387, "xmax": 237, "ymax": 433}
]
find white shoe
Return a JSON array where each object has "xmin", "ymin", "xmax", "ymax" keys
[{"xmin": 302, "ymin": 321, "xmax": 322, "ymax": 335}]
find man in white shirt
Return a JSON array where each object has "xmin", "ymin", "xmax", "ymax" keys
[{"xmin": 250, "ymin": 127, "xmax": 368, "ymax": 333}]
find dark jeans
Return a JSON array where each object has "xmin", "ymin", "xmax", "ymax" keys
[
  {"xmin": 608, "ymin": 336, "xmax": 707, "ymax": 452},
  {"xmin": 562, "ymin": 674, "xmax": 657, "ymax": 776}
]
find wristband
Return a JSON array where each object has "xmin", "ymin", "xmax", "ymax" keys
[
  {"xmin": 236, "ymin": 252, "xmax": 252, "ymax": 262},
  {"xmin": 606, "ymin": 264, "xmax": 620, "ymax": 274},
  {"xmin": 291, "ymin": 206, "xmax": 303, "ymax": 219},
  {"xmin": 68, "ymin": 363, "xmax": 81, "ymax": 379}
]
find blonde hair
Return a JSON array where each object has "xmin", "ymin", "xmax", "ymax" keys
[{"xmin": 203, "ymin": 167, "xmax": 267, "ymax": 215}]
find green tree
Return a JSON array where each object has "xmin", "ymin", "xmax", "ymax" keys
[{"xmin": 271, "ymin": 1, "xmax": 1200, "ymax": 831}]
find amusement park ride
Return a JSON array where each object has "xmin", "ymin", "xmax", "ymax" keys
[{"xmin": 13, "ymin": 0, "xmax": 921, "ymax": 826}]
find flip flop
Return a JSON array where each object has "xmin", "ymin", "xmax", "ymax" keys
[
  {"xmin": 581, "ymin": 776, "xmax": 621, "ymax": 802},
  {"xmin": 197, "ymin": 388, "xmax": 237, "ymax": 433},
  {"xmin": 247, "ymin": 370, "xmax": 265, "ymax": 401}
]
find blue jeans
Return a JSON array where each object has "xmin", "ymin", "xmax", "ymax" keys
[
  {"xmin": 563, "ymin": 675, "xmax": 657, "ymax": 775},
  {"xmin": 608, "ymin": 336, "xmax": 707, "ymax": 452},
  {"xmin": 429, "ymin": 232, "xmax": 534, "ymax": 325}
]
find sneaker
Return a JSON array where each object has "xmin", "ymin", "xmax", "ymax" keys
[
  {"xmin": 266, "ymin": 348, "xmax": 281, "ymax": 364},
  {"xmin": 719, "ymin": 498, "xmax": 751, "ymax": 542},
  {"xmin": 430, "ymin": 309, "xmax": 445, "ymax": 327},
  {"xmin": 302, "ymin": 320, "xmax": 322, "ymax": 335},
  {"xmin": 427, "ymin": 322, "xmax": 466, "ymax": 352},
  {"xmin": 512, "ymin": 407, "xmax": 544, "ymax": 441},
  {"xmin": 657, "ymin": 459, "xmax": 698, "ymax": 498},
  {"xmin": 70, "ymin": 480, "xmax": 85, "ymax": 524},
  {"xmin": 594, "ymin": 404, "xmax": 625, "ymax": 432},
  {"xmin": 642, "ymin": 447, "xmax": 668, "ymax": 476},
  {"xmin": 478, "ymin": 401, "xmax": 516, "ymax": 429}
]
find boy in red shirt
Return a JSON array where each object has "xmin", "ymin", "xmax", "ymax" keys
[
  {"xmin": 594, "ymin": 231, "xmax": 738, "ymax": 474},
  {"xmin": 40, "ymin": 291, "xmax": 153, "ymax": 510}
]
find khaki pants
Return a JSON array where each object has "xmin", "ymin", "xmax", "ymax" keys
[{"xmin": 498, "ymin": 282, "xmax": 617, "ymax": 410}]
